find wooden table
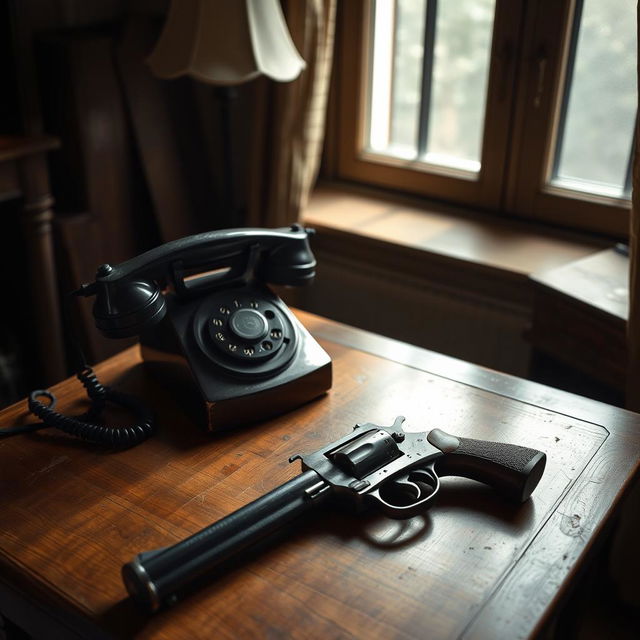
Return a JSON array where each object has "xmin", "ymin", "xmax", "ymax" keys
[
  {"xmin": 1, "ymin": 310, "xmax": 639, "ymax": 639},
  {"xmin": 0, "ymin": 135, "xmax": 66, "ymax": 385}
]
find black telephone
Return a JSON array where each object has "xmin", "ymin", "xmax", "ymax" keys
[{"xmin": 71, "ymin": 224, "xmax": 332, "ymax": 433}]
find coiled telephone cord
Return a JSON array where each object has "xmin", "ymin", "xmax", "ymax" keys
[
  {"xmin": 1, "ymin": 366, "xmax": 155, "ymax": 448},
  {"xmin": 1, "ymin": 289, "xmax": 155, "ymax": 447}
]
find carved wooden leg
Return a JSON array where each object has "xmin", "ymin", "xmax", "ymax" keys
[{"xmin": 17, "ymin": 153, "xmax": 66, "ymax": 385}]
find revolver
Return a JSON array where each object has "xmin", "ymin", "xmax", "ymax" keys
[{"xmin": 122, "ymin": 416, "xmax": 546, "ymax": 612}]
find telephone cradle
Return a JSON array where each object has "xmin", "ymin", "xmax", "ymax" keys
[{"xmin": 76, "ymin": 225, "xmax": 332, "ymax": 431}]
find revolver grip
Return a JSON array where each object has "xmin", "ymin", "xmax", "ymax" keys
[{"xmin": 428, "ymin": 429, "xmax": 546, "ymax": 503}]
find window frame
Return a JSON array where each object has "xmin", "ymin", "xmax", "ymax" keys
[
  {"xmin": 327, "ymin": 0, "xmax": 632, "ymax": 238},
  {"xmin": 505, "ymin": 0, "xmax": 631, "ymax": 236}
]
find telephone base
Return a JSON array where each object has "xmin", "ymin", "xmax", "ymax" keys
[
  {"xmin": 204, "ymin": 360, "xmax": 332, "ymax": 430},
  {"xmin": 139, "ymin": 289, "xmax": 332, "ymax": 430},
  {"xmin": 140, "ymin": 342, "xmax": 331, "ymax": 431}
]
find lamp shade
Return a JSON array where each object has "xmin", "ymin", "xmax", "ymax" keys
[{"xmin": 147, "ymin": 0, "xmax": 306, "ymax": 85}]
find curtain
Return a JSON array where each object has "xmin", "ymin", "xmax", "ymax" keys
[{"xmin": 247, "ymin": 0, "xmax": 336, "ymax": 228}]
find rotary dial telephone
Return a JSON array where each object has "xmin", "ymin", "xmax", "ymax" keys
[{"xmin": 9, "ymin": 226, "xmax": 331, "ymax": 447}]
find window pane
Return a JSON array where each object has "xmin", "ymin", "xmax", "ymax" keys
[
  {"xmin": 426, "ymin": 0, "xmax": 495, "ymax": 171},
  {"xmin": 552, "ymin": 0, "xmax": 636, "ymax": 199},
  {"xmin": 367, "ymin": 0, "xmax": 496, "ymax": 172},
  {"xmin": 368, "ymin": 0, "xmax": 426, "ymax": 158},
  {"xmin": 390, "ymin": 0, "xmax": 427, "ymax": 153},
  {"xmin": 369, "ymin": 0, "xmax": 396, "ymax": 152}
]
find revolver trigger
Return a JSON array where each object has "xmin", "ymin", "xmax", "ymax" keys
[
  {"xmin": 409, "ymin": 467, "xmax": 438, "ymax": 487},
  {"xmin": 370, "ymin": 466, "xmax": 440, "ymax": 519},
  {"xmin": 387, "ymin": 477, "xmax": 423, "ymax": 502}
]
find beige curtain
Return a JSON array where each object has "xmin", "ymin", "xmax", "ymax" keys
[{"xmin": 247, "ymin": 0, "xmax": 336, "ymax": 228}]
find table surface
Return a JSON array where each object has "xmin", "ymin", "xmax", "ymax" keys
[{"xmin": 1, "ymin": 310, "xmax": 639, "ymax": 640}]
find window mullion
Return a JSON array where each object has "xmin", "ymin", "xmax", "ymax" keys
[
  {"xmin": 549, "ymin": 0, "xmax": 583, "ymax": 181},
  {"xmin": 624, "ymin": 117, "xmax": 636, "ymax": 197},
  {"xmin": 417, "ymin": 0, "xmax": 438, "ymax": 157}
]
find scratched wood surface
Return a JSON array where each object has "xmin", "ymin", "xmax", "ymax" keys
[{"xmin": 1, "ymin": 311, "xmax": 639, "ymax": 640}]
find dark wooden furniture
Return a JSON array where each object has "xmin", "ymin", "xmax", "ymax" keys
[
  {"xmin": 0, "ymin": 135, "xmax": 66, "ymax": 384},
  {"xmin": 529, "ymin": 247, "xmax": 629, "ymax": 404},
  {"xmin": 1, "ymin": 310, "xmax": 639, "ymax": 639}
]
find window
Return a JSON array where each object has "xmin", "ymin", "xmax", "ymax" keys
[
  {"xmin": 367, "ymin": 0, "xmax": 495, "ymax": 173},
  {"xmin": 549, "ymin": 0, "xmax": 635, "ymax": 199},
  {"xmin": 330, "ymin": 0, "xmax": 636, "ymax": 237}
]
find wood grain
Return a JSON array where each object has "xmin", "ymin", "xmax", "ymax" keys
[{"xmin": 0, "ymin": 311, "xmax": 638, "ymax": 640}]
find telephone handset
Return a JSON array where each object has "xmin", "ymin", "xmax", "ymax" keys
[
  {"xmin": 75, "ymin": 224, "xmax": 332, "ymax": 431},
  {"xmin": 76, "ymin": 225, "xmax": 319, "ymax": 338}
]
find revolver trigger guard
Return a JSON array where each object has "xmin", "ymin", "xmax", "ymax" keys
[{"xmin": 368, "ymin": 466, "xmax": 440, "ymax": 519}]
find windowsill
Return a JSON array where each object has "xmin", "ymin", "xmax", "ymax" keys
[
  {"xmin": 298, "ymin": 182, "xmax": 619, "ymax": 378},
  {"xmin": 302, "ymin": 182, "xmax": 606, "ymax": 283}
]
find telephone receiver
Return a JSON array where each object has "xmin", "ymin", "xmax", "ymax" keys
[{"xmin": 75, "ymin": 225, "xmax": 332, "ymax": 431}]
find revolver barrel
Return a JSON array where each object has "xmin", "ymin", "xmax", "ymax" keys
[{"xmin": 122, "ymin": 469, "xmax": 329, "ymax": 611}]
